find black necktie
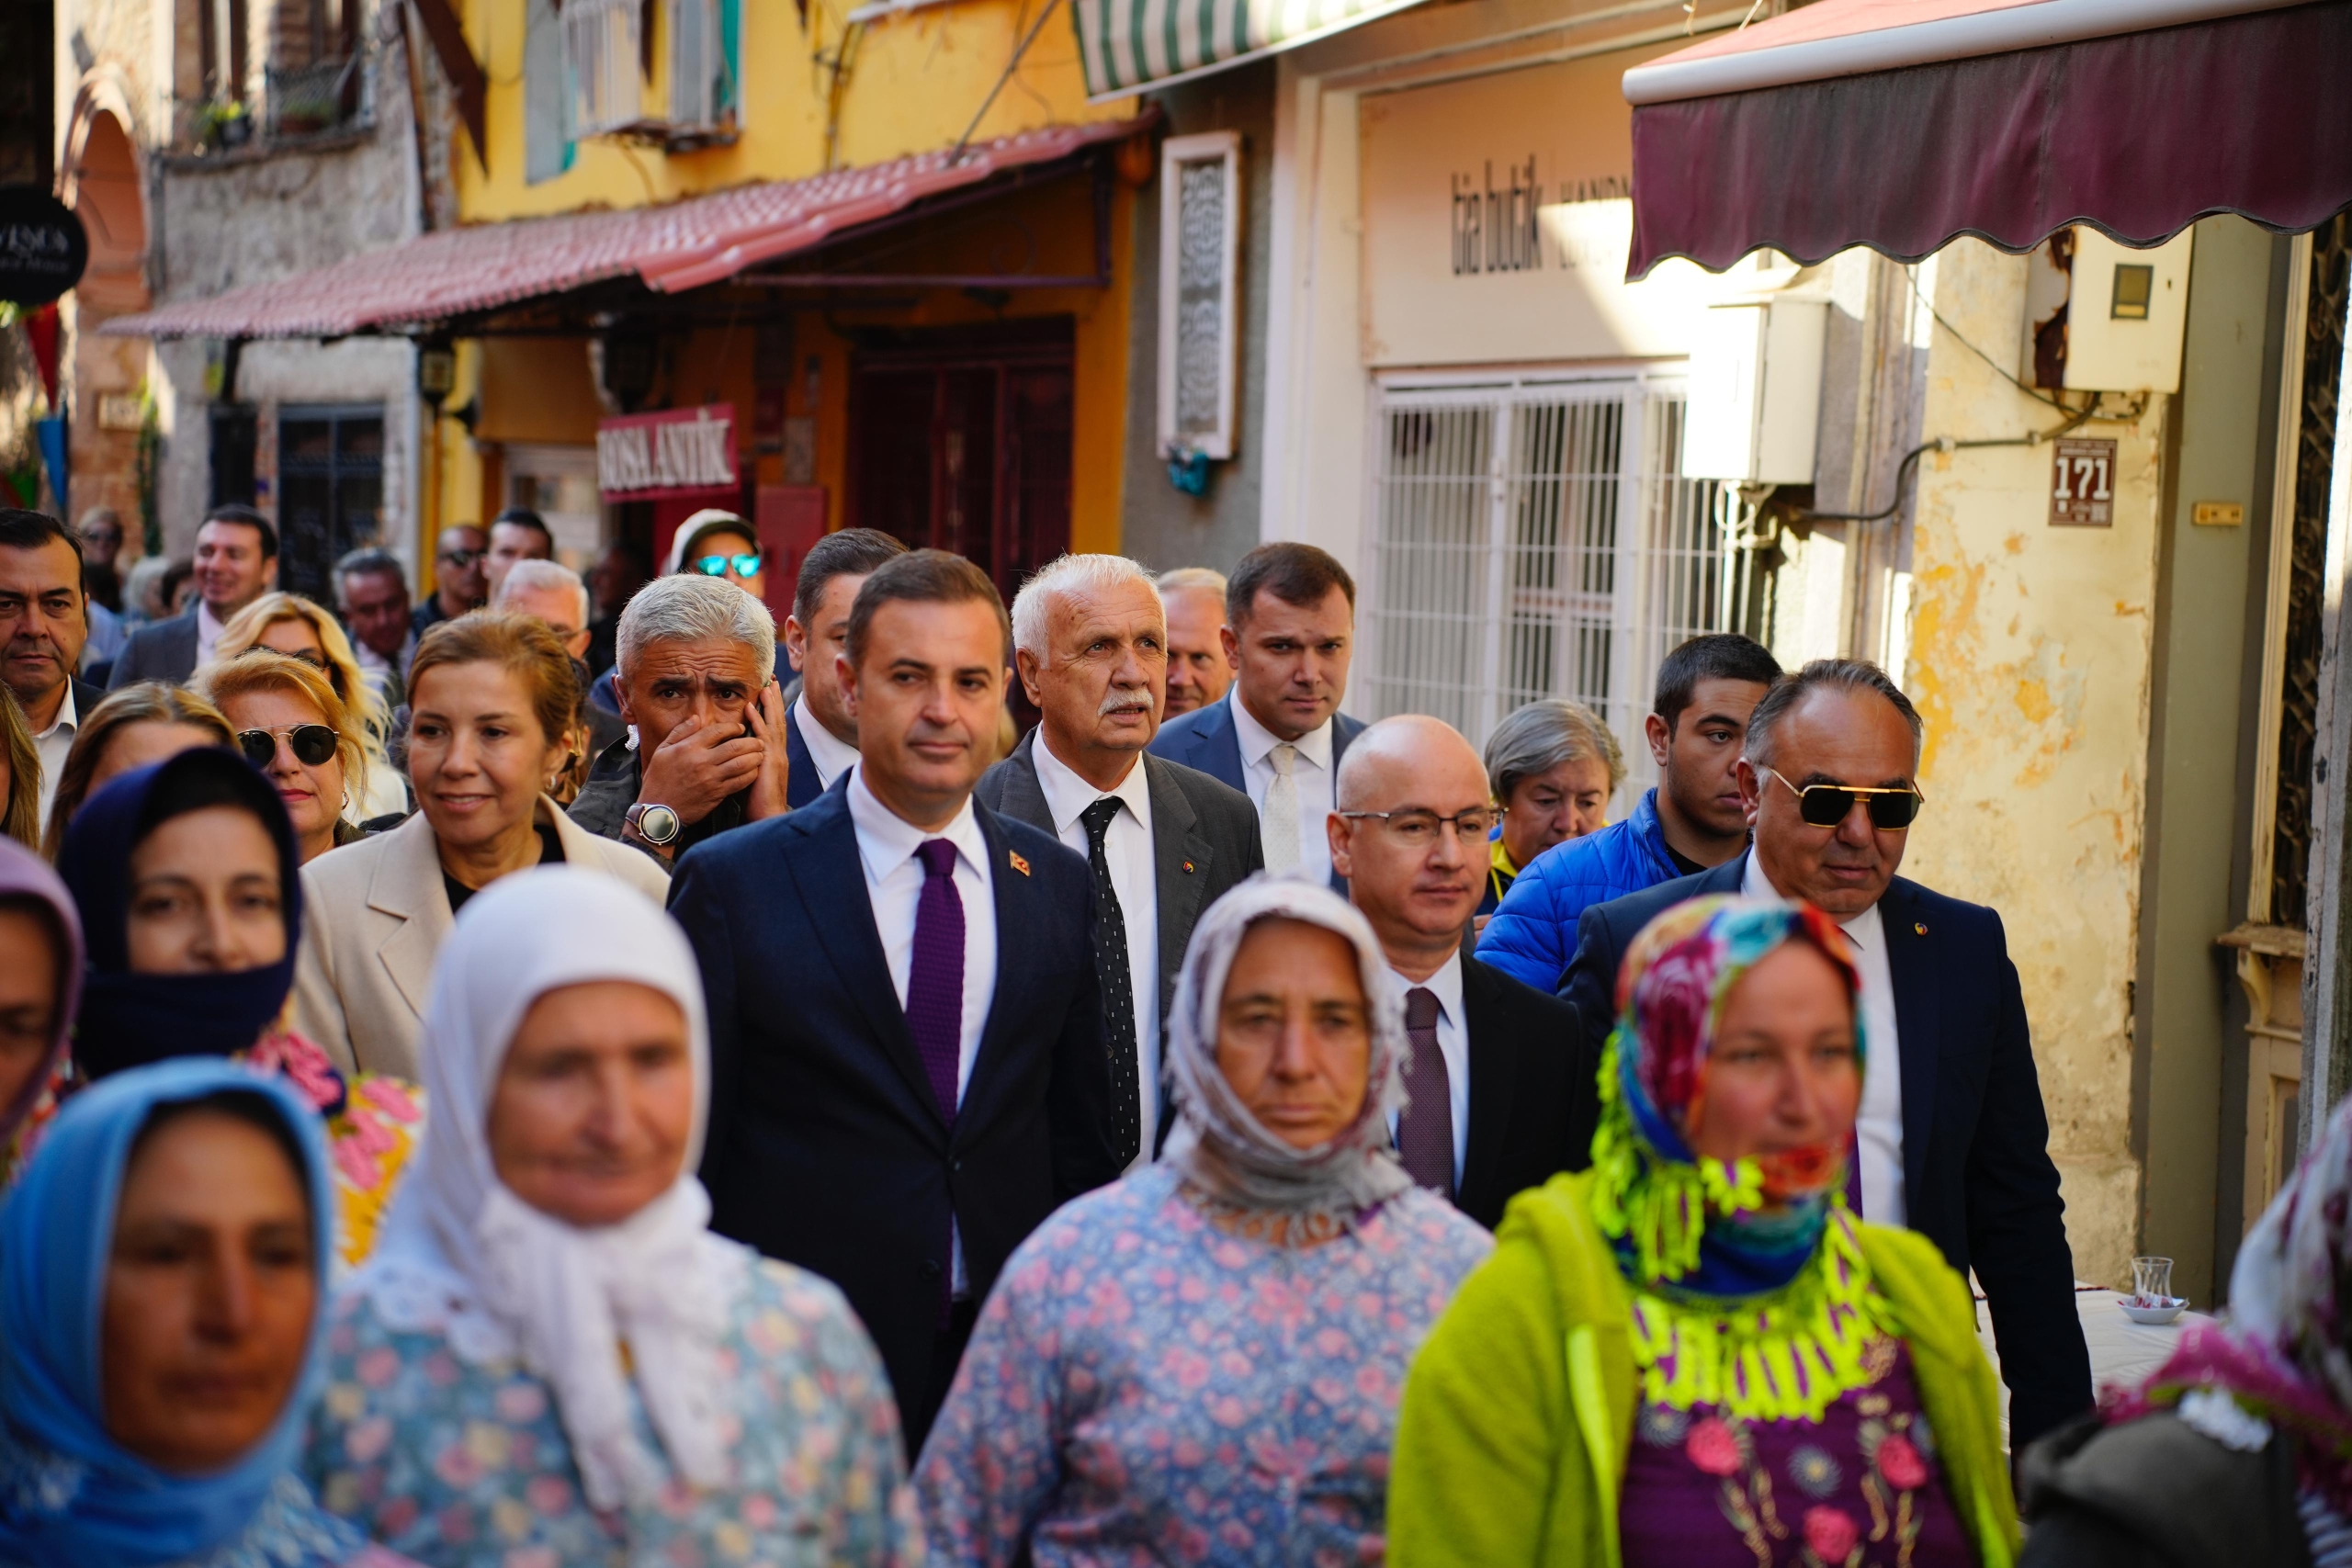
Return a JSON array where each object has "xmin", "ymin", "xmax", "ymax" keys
[{"xmin": 1081, "ymin": 797, "xmax": 1142, "ymax": 1167}]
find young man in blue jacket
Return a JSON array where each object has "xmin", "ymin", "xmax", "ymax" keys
[{"xmin": 1476, "ymin": 632, "xmax": 1780, "ymax": 992}]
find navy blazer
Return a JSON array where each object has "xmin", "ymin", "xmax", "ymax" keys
[
  {"xmin": 1148, "ymin": 693, "xmax": 1367, "ymax": 892},
  {"xmin": 667, "ymin": 778, "xmax": 1120, "ymax": 1439},
  {"xmin": 107, "ymin": 608, "xmax": 201, "ymax": 689},
  {"xmin": 1559, "ymin": 852, "xmax": 2094, "ymax": 1448},
  {"xmin": 784, "ymin": 697, "xmax": 821, "ymax": 809}
]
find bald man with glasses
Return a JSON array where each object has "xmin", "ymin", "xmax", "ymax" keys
[{"xmin": 1559, "ymin": 656, "xmax": 2091, "ymax": 1451}]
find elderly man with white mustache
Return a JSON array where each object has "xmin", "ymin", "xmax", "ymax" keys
[{"xmin": 978, "ymin": 555, "xmax": 1264, "ymax": 1170}]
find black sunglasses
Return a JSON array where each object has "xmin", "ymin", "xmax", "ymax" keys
[
  {"xmin": 439, "ymin": 547, "xmax": 484, "ymax": 567},
  {"xmin": 1759, "ymin": 765, "xmax": 1925, "ymax": 829},
  {"xmin": 238, "ymin": 725, "xmax": 339, "ymax": 769}
]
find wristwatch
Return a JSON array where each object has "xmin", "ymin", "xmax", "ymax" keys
[{"xmin": 624, "ymin": 802, "xmax": 682, "ymax": 848}]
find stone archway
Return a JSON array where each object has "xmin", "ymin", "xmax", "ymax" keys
[{"xmin": 60, "ymin": 88, "xmax": 151, "ymax": 532}]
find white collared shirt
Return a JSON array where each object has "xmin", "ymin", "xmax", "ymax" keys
[
  {"xmin": 1031, "ymin": 735, "xmax": 1160, "ymax": 1173},
  {"xmin": 794, "ymin": 697, "xmax": 861, "ymax": 794},
  {"xmin": 1227, "ymin": 692, "xmax": 1338, "ymax": 886},
  {"xmin": 1743, "ymin": 855, "xmax": 1905, "ymax": 1224},
  {"xmin": 847, "ymin": 766, "xmax": 998, "ymax": 1296},
  {"xmin": 196, "ymin": 601, "xmax": 227, "ymax": 667},
  {"xmin": 31, "ymin": 680, "xmax": 76, "ymax": 831},
  {"xmin": 1386, "ymin": 952, "xmax": 1471, "ymax": 1194}
]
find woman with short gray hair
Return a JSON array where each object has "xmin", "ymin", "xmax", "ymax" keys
[{"xmin": 1480, "ymin": 699, "xmax": 1623, "ymax": 914}]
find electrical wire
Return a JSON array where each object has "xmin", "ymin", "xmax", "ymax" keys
[
  {"xmin": 1803, "ymin": 403, "xmax": 2097, "ymax": 523},
  {"xmin": 948, "ymin": 0, "xmax": 1065, "ymax": 161}
]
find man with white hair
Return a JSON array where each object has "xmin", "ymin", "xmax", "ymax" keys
[
  {"xmin": 567, "ymin": 571, "xmax": 791, "ymax": 869},
  {"xmin": 492, "ymin": 558, "xmax": 593, "ymax": 661},
  {"xmin": 976, "ymin": 553, "xmax": 1263, "ymax": 1168}
]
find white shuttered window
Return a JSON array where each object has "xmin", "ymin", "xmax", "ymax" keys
[
  {"xmin": 564, "ymin": 0, "xmax": 640, "ymax": 137},
  {"xmin": 1366, "ymin": 370, "xmax": 1729, "ymax": 806}
]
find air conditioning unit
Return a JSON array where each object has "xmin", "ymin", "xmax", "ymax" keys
[{"xmin": 1683, "ymin": 298, "xmax": 1826, "ymax": 485}]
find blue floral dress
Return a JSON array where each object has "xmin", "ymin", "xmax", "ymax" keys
[
  {"xmin": 303, "ymin": 1240, "xmax": 921, "ymax": 1568},
  {"xmin": 916, "ymin": 1163, "xmax": 1494, "ymax": 1566}
]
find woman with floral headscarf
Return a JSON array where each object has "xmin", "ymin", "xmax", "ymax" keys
[
  {"xmin": 1388, "ymin": 895, "xmax": 2017, "ymax": 1568},
  {"xmin": 915, "ymin": 874, "xmax": 1494, "ymax": 1565},
  {"xmin": 2018, "ymin": 1092, "xmax": 2352, "ymax": 1568}
]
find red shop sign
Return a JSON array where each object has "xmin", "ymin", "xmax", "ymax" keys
[{"xmin": 596, "ymin": 404, "xmax": 738, "ymax": 501}]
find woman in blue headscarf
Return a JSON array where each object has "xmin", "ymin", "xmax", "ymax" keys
[
  {"xmin": 0, "ymin": 1057, "xmax": 416, "ymax": 1566},
  {"xmin": 56, "ymin": 749, "xmax": 422, "ymax": 1263}
]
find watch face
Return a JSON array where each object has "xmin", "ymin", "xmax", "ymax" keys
[{"xmin": 639, "ymin": 805, "xmax": 681, "ymax": 843}]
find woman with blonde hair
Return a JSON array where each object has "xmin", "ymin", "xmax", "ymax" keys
[
  {"xmin": 213, "ymin": 591, "xmax": 405, "ymax": 819},
  {"xmin": 194, "ymin": 649, "xmax": 370, "ymax": 863},
  {"xmin": 38, "ymin": 682, "xmax": 235, "ymax": 860},
  {"xmin": 0, "ymin": 685, "xmax": 39, "ymax": 850}
]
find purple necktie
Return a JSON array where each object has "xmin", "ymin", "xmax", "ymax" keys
[
  {"xmin": 1397, "ymin": 987, "xmax": 1454, "ymax": 1199},
  {"xmin": 907, "ymin": 840, "xmax": 965, "ymax": 1126}
]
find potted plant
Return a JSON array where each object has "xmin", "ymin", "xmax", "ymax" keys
[{"xmin": 197, "ymin": 99, "xmax": 251, "ymax": 150}]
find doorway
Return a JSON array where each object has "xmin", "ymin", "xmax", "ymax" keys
[{"xmin": 276, "ymin": 404, "xmax": 383, "ymax": 603}]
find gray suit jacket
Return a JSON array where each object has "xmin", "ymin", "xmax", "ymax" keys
[
  {"xmin": 977, "ymin": 728, "xmax": 1264, "ymax": 1047},
  {"xmin": 107, "ymin": 609, "xmax": 201, "ymax": 689}
]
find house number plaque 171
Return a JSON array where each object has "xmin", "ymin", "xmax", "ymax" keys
[{"xmin": 2051, "ymin": 437, "xmax": 2117, "ymax": 527}]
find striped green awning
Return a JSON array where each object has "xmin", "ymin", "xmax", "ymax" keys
[{"xmin": 1073, "ymin": 0, "xmax": 1428, "ymax": 97}]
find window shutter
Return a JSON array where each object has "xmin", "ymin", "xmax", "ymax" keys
[
  {"xmin": 1157, "ymin": 132, "xmax": 1242, "ymax": 462},
  {"xmin": 563, "ymin": 0, "xmax": 641, "ymax": 137}
]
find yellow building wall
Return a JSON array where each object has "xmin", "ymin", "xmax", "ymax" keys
[{"xmin": 1902, "ymin": 237, "xmax": 2164, "ymax": 1293}]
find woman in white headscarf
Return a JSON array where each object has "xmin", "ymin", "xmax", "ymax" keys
[
  {"xmin": 302, "ymin": 867, "xmax": 919, "ymax": 1567},
  {"xmin": 915, "ymin": 874, "xmax": 1494, "ymax": 1565}
]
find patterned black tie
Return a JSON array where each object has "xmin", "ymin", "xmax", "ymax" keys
[{"xmin": 1081, "ymin": 797, "xmax": 1143, "ymax": 1166}]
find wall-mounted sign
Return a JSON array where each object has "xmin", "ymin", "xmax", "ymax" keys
[
  {"xmin": 596, "ymin": 404, "xmax": 738, "ymax": 500},
  {"xmin": 2051, "ymin": 437, "xmax": 2117, "ymax": 527},
  {"xmin": 0, "ymin": 186, "xmax": 89, "ymax": 308}
]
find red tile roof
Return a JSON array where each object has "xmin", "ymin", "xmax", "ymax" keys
[{"xmin": 107, "ymin": 118, "xmax": 1144, "ymax": 340}]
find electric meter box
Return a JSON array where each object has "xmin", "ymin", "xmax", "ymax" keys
[
  {"xmin": 1682, "ymin": 298, "xmax": 1826, "ymax": 485},
  {"xmin": 2019, "ymin": 225, "xmax": 2193, "ymax": 393}
]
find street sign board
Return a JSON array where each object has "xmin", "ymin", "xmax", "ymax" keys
[
  {"xmin": 2051, "ymin": 436, "xmax": 2117, "ymax": 527},
  {"xmin": 0, "ymin": 186, "xmax": 88, "ymax": 308}
]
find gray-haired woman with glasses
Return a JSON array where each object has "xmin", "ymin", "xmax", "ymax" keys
[{"xmin": 1480, "ymin": 698, "xmax": 1623, "ymax": 915}]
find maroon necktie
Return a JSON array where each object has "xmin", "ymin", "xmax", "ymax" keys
[
  {"xmin": 907, "ymin": 840, "xmax": 966, "ymax": 1126},
  {"xmin": 1397, "ymin": 987, "xmax": 1455, "ymax": 1199},
  {"xmin": 1845, "ymin": 1129, "xmax": 1864, "ymax": 1217}
]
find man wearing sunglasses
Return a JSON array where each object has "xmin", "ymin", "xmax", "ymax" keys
[
  {"xmin": 1560, "ymin": 658, "xmax": 2092, "ymax": 1452},
  {"xmin": 411, "ymin": 525, "xmax": 488, "ymax": 637}
]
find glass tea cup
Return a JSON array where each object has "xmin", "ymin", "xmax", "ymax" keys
[{"xmin": 2131, "ymin": 1256, "xmax": 2177, "ymax": 1306}]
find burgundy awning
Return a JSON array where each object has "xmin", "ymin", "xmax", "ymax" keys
[{"xmin": 1623, "ymin": 0, "xmax": 2352, "ymax": 278}]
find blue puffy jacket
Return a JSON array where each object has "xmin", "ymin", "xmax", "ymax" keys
[{"xmin": 1475, "ymin": 786, "xmax": 1680, "ymax": 993}]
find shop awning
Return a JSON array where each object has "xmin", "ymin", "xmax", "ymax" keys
[
  {"xmin": 103, "ymin": 118, "xmax": 1144, "ymax": 340},
  {"xmin": 1621, "ymin": 0, "xmax": 2352, "ymax": 277},
  {"xmin": 1073, "ymin": 0, "xmax": 1429, "ymax": 98}
]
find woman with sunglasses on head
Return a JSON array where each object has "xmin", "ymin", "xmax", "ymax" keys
[
  {"xmin": 214, "ymin": 591, "xmax": 407, "ymax": 821},
  {"xmin": 0, "ymin": 1060, "xmax": 421, "ymax": 1568},
  {"xmin": 39, "ymin": 682, "xmax": 237, "ymax": 860},
  {"xmin": 666, "ymin": 508, "xmax": 767, "ymax": 602},
  {"xmin": 196, "ymin": 650, "xmax": 370, "ymax": 863},
  {"xmin": 57, "ymin": 747, "xmax": 423, "ymax": 1263},
  {"xmin": 1389, "ymin": 895, "xmax": 2017, "ymax": 1568}
]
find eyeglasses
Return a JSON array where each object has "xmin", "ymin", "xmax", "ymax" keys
[
  {"xmin": 689, "ymin": 553, "xmax": 763, "ymax": 580},
  {"xmin": 438, "ymin": 547, "xmax": 484, "ymax": 567},
  {"xmin": 1758, "ymin": 765, "xmax": 1925, "ymax": 829},
  {"xmin": 237, "ymin": 725, "xmax": 339, "ymax": 769},
  {"xmin": 1337, "ymin": 807, "xmax": 1500, "ymax": 845}
]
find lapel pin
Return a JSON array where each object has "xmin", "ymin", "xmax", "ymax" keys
[
  {"xmin": 1009, "ymin": 852, "xmax": 1032, "ymax": 877},
  {"xmin": 1182, "ymin": 860, "xmax": 1195, "ymax": 874},
  {"xmin": 1915, "ymin": 921, "xmax": 1928, "ymax": 936}
]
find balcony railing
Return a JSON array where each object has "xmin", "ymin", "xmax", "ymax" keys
[{"xmin": 263, "ymin": 51, "xmax": 368, "ymax": 141}]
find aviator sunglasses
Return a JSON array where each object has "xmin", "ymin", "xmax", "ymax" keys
[
  {"xmin": 1758, "ymin": 765, "xmax": 1925, "ymax": 829},
  {"xmin": 238, "ymin": 724, "xmax": 340, "ymax": 770},
  {"xmin": 689, "ymin": 552, "xmax": 763, "ymax": 579}
]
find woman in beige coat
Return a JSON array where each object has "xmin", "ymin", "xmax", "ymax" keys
[{"xmin": 293, "ymin": 613, "xmax": 666, "ymax": 1079}]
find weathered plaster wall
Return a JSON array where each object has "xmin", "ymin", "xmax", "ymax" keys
[{"xmin": 1903, "ymin": 237, "xmax": 2166, "ymax": 1292}]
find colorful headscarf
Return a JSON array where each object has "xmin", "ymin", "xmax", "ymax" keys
[
  {"xmin": 56, "ymin": 748, "xmax": 302, "ymax": 1077},
  {"xmin": 0, "ymin": 1058, "xmax": 365, "ymax": 1567},
  {"xmin": 2113, "ymin": 1092, "xmax": 2352, "ymax": 1511},
  {"xmin": 1163, "ymin": 874, "xmax": 1415, "ymax": 1236},
  {"xmin": 0, "ymin": 838, "xmax": 82, "ymax": 1150}
]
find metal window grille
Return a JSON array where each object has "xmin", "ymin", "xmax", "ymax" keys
[
  {"xmin": 1366, "ymin": 371, "xmax": 1729, "ymax": 807},
  {"xmin": 564, "ymin": 0, "xmax": 641, "ymax": 137}
]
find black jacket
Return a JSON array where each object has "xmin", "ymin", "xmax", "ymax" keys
[
  {"xmin": 2020, "ymin": 1409, "xmax": 2314, "ymax": 1568},
  {"xmin": 1452, "ymin": 953, "xmax": 1587, "ymax": 1230},
  {"xmin": 1561, "ymin": 851, "xmax": 2093, "ymax": 1448},
  {"xmin": 667, "ymin": 777, "xmax": 1120, "ymax": 1442},
  {"xmin": 567, "ymin": 737, "xmax": 747, "ymax": 873}
]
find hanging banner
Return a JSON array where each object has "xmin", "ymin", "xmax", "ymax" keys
[{"xmin": 596, "ymin": 404, "xmax": 738, "ymax": 501}]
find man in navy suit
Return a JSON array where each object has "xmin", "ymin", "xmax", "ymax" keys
[
  {"xmin": 108, "ymin": 503, "xmax": 278, "ymax": 689},
  {"xmin": 670, "ymin": 549, "xmax": 1119, "ymax": 1452},
  {"xmin": 780, "ymin": 527, "xmax": 906, "ymax": 808},
  {"xmin": 1561, "ymin": 658, "xmax": 2093, "ymax": 1449},
  {"xmin": 1148, "ymin": 542, "xmax": 1367, "ymax": 891}
]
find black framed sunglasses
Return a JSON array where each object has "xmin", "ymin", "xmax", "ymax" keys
[
  {"xmin": 438, "ymin": 547, "xmax": 484, "ymax": 567},
  {"xmin": 238, "ymin": 725, "xmax": 339, "ymax": 769},
  {"xmin": 1759, "ymin": 765, "xmax": 1925, "ymax": 829},
  {"xmin": 689, "ymin": 552, "xmax": 763, "ymax": 579}
]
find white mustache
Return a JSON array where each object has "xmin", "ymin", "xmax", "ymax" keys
[{"xmin": 1099, "ymin": 687, "xmax": 1153, "ymax": 716}]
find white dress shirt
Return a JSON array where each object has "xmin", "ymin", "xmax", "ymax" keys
[
  {"xmin": 1387, "ymin": 952, "xmax": 1472, "ymax": 1193},
  {"xmin": 31, "ymin": 680, "xmax": 77, "ymax": 832},
  {"xmin": 847, "ymin": 766, "xmax": 998, "ymax": 1294},
  {"xmin": 1031, "ymin": 735, "xmax": 1160, "ymax": 1173},
  {"xmin": 196, "ymin": 601, "xmax": 227, "ymax": 667},
  {"xmin": 794, "ymin": 697, "xmax": 861, "ymax": 794},
  {"xmin": 1227, "ymin": 693, "xmax": 1338, "ymax": 887},
  {"xmin": 1744, "ymin": 855, "xmax": 1905, "ymax": 1224}
]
